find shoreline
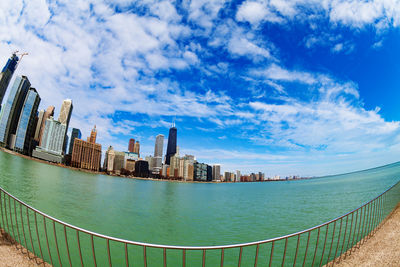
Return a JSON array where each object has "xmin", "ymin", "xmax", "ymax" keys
[{"xmin": 0, "ymin": 147, "xmax": 310, "ymax": 184}]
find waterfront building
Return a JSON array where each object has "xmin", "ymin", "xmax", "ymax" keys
[
  {"xmin": 182, "ymin": 155, "xmax": 195, "ymax": 181},
  {"xmin": 153, "ymin": 134, "xmax": 164, "ymax": 173},
  {"xmin": 128, "ymin": 138, "xmax": 135, "ymax": 152},
  {"xmin": 58, "ymin": 99, "xmax": 73, "ymax": 153},
  {"xmin": 71, "ymin": 126, "xmax": 102, "ymax": 171},
  {"xmin": 224, "ymin": 172, "xmax": 231, "ymax": 182},
  {"xmin": 88, "ymin": 125, "xmax": 97, "ymax": 143},
  {"xmin": 133, "ymin": 141, "xmax": 140, "ymax": 156},
  {"xmin": 212, "ymin": 164, "xmax": 221, "ymax": 181},
  {"xmin": 194, "ymin": 162, "xmax": 208, "ymax": 181},
  {"xmin": 14, "ymin": 88, "xmax": 40, "ymax": 155},
  {"xmin": 169, "ymin": 154, "xmax": 180, "ymax": 178},
  {"xmin": 34, "ymin": 109, "xmax": 44, "ymax": 142},
  {"xmin": 207, "ymin": 165, "xmax": 212, "ymax": 181},
  {"xmin": 165, "ymin": 123, "xmax": 177, "ymax": 165},
  {"xmin": 0, "ymin": 76, "xmax": 30, "ymax": 148},
  {"xmin": 38, "ymin": 106, "xmax": 55, "ymax": 146},
  {"xmin": 124, "ymin": 151, "xmax": 139, "ymax": 161},
  {"xmin": 125, "ymin": 160, "xmax": 135, "ymax": 172},
  {"xmin": 104, "ymin": 146, "xmax": 115, "ymax": 172},
  {"xmin": 134, "ymin": 160, "xmax": 149, "ymax": 178},
  {"xmin": 68, "ymin": 128, "xmax": 81, "ymax": 155},
  {"xmin": 161, "ymin": 164, "xmax": 169, "ymax": 177},
  {"xmin": 236, "ymin": 170, "xmax": 241, "ymax": 182},
  {"xmin": 0, "ymin": 53, "xmax": 19, "ymax": 106}
]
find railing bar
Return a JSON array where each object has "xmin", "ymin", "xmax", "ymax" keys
[
  {"xmin": 143, "ymin": 246, "xmax": 147, "ymax": 267},
  {"xmin": 344, "ymin": 213, "xmax": 354, "ymax": 257},
  {"xmin": 282, "ymin": 237, "xmax": 288, "ymax": 267},
  {"xmin": 368, "ymin": 199, "xmax": 375, "ymax": 237},
  {"xmin": 302, "ymin": 232, "xmax": 310, "ymax": 267},
  {"xmin": 326, "ymin": 221, "xmax": 336, "ymax": 265},
  {"xmin": 254, "ymin": 244, "xmax": 259, "ymax": 267},
  {"xmin": 293, "ymin": 234, "xmax": 301, "ymax": 267},
  {"xmin": 349, "ymin": 209, "xmax": 358, "ymax": 256},
  {"xmin": 124, "ymin": 243, "xmax": 129, "ymax": 267},
  {"xmin": 377, "ymin": 195, "xmax": 383, "ymax": 230},
  {"xmin": 372, "ymin": 197, "xmax": 379, "ymax": 234},
  {"xmin": 107, "ymin": 239, "xmax": 112, "ymax": 267},
  {"xmin": 14, "ymin": 199, "xmax": 22, "ymax": 246},
  {"xmin": 355, "ymin": 206, "xmax": 363, "ymax": 250},
  {"xmin": 53, "ymin": 220, "xmax": 62, "ymax": 267},
  {"xmin": 220, "ymin": 248, "xmax": 224, "ymax": 267},
  {"xmin": 8, "ymin": 196, "xmax": 16, "ymax": 244},
  {"xmin": 319, "ymin": 224, "xmax": 329, "ymax": 267},
  {"xmin": 64, "ymin": 225, "xmax": 72, "ymax": 267},
  {"xmin": 203, "ymin": 249, "xmax": 207, "ymax": 267},
  {"xmin": 43, "ymin": 216, "xmax": 53, "ymax": 266},
  {"xmin": 365, "ymin": 202, "xmax": 372, "ymax": 242},
  {"xmin": 164, "ymin": 247, "xmax": 167, "ymax": 267},
  {"xmin": 359, "ymin": 204, "xmax": 367, "ymax": 247},
  {"xmin": 183, "ymin": 249, "xmax": 186, "ymax": 267},
  {"xmin": 91, "ymin": 234, "xmax": 97, "ymax": 267},
  {"xmin": 34, "ymin": 213, "xmax": 44, "ymax": 264},
  {"xmin": 311, "ymin": 227, "xmax": 320, "ymax": 267},
  {"xmin": 4, "ymin": 192, "xmax": 10, "ymax": 241},
  {"xmin": 238, "ymin": 247, "xmax": 242, "ymax": 267},
  {"xmin": 26, "ymin": 207, "xmax": 37, "ymax": 258},
  {"xmin": 332, "ymin": 218, "xmax": 343, "ymax": 267},
  {"xmin": 0, "ymin": 191, "xmax": 5, "ymax": 233},
  {"xmin": 269, "ymin": 241, "xmax": 275, "ymax": 267},
  {"xmin": 77, "ymin": 230, "xmax": 84, "ymax": 267},
  {"xmin": 338, "ymin": 215, "xmax": 349, "ymax": 262}
]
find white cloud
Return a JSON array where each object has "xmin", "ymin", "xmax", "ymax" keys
[{"xmin": 236, "ymin": 1, "xmax": 283, "ymax": 25}]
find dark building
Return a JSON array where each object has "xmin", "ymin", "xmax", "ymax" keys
[
  {"xmin": 135, "ymin": 160, "xmax": 149, "ymax": 178},
  {"xmin": 68, "ymin": 128, "xmax": 81, "ymax": 155},
  {"xmin": 165, "ymin": 124, "xmax": 177, "ymax": 165},
  {"xmin": 0, "ymin": 76, "xmax": 30, "ymax": 148},
  {"xmin": 128, "ymin": 138, "xmax": 135, "ymax": 152},
  {"xmin": 194, "ymin": 162, "xmax": 207, "ymax": 181},
  {"xmin": 0, "ymin": 53, "xmax": 19, "ymax": 107},
  {"xmin": 207, "ymin": 165, "xmax": 212, "ymax": 181}
]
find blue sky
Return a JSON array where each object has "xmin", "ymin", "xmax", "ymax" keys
[{"xmin": 1, "ymin": 0, "xmax": 400, "ymax": 176}]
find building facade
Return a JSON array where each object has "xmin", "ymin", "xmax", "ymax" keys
[
  {"xmin": 0, "ymin": 53, "xmax": 19, "ymax": 106},
  {"xmin": 14, "ymin": 88, "xmax": 40, "ymax": 155},
  {"xmin": 34, "ymin": 109, "xmax": 44, "ymax": 142},
  {"xmin": 68, "ymin": 128, "xmax": 81, "ymax": 155},
  {"xmin": 212, "ymin": 164, "xmax": 221, "ymax": 181},
  {"xmin": 38, "ymin": 106, "xmax": 55, "ymax": 146},
  {"xmin": 165, "ymin": 125, "xmax": 177, "ymax": 165},
  {"xmin": 71, "ymin": 138, "xmax": 102, "ymax": 171},
  {"xmin": 0, "ymin": 76, "xmax": 30, "ymax": 148},
  {"xmin": 128, "ymin": 138, "xmax": 135, "ymax": 152}
]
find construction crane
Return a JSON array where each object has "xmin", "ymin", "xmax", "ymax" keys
[{"xmin": 11, "ymin": 50, "xmax": 28, "ymax": 69}]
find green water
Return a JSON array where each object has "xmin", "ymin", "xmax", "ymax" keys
[{"xmin": 0, "ymin": 150, "xmax": 399, "ymax": 266}]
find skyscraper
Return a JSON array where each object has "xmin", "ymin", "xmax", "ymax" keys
[
  {"xmin": 133, "ymin": 141, "xmax": 140, "ymax": 156},
  {"xmin": 34, "ymin": 109, "xmax": 44, "ymax": 142},
  {"xmin": 38, "ymin": 106, "xmax": 55, "ymax": 146},
  {"xmin": 128, "ymin": 138, "xmax": 135, "ymax": 152},
  {"xmin": 0, "ymin": 53, "xmax": 19, "ymax": 106},
  {"xmin": 153, "ymin": 134, "xmax": 164, "ymax": 172},
  {"xmin": 58, "ymin": 99, "xmax": 73, "ymax": 153},
  {"xmin": 14, "ymin": 88, "xmax": 41, "ymax": 155},
  {"xmin": 165, "ymin": 124, "xmax": 177, "ymax": 165},
  {"xmin": 68, "ymin": 128, "xmax": 81, "ymax": 155},
  {"xmin": 212, "ymin": 164, "xmax": 221, "ymax": 181},
  {"xmin": 0, "ymin": 76, "xmax": 30, "ymax": 147}
]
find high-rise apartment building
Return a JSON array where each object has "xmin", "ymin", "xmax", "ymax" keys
[
  {"xmin": 38, "ymin": 106, "xmax": 55, "ymax": 146},
  {"xmin": 68, "ymin": 128, "xmax": 81, "ymax": 155},
  {"xmin": 133, "ymin": 141, "xmax": 140, "ymax": 156},
  {"xmin": 58, "ymin": 99, "xmax": 73, "ymax": 153},
  {"xmin": 153, "ymin": 134, "xmax": 164, "ymax": 173},
  {"xmin": 0, "ymin": 76, "xmax": 30, "ymax": 148},
  {"xmin": 128, "ymin": 138, "xmax": 135, "ymax": 153},
  {"xmin": 194, "ymin": 162, "xmax": 208, "ymax": 181},
  {"xmin": 34, "ymin": 110, "xmax": 44, "ymax": 142},
  {"xmin": 14, "ymin": 88, "xmax": 40, "ymax": 155},
  {"xmin": 88, "ymin": 125, "xmax": 97, "ymax": 143},
  {"xmin": 0, "ymin": 53, "xmax": 19, "ymax": 106},
  {"xmin": 71, "ymin": 138, "xmax": 102, "ymax": 171},
  {"xmin": 212, "ymin": 164, "xmax": 221, "ymax": 181},
  {"xmin": 165, "ymin": 124, "xmax": 177, "ymax": 165}
]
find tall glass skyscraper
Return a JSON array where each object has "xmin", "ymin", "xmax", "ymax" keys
[
  {"xmin": 14, "ymin": 88, "xmax": 41, "ymax": 154},
  {"xmin": 0, "ymin": 53, "xmax": 19, "ymax": 107},
  {"xmin": 153, "ymin": 134, "xmax": 164, "ymax": 172},
  {"xmin": 0, "ymin": 76, "xmax": 30, "ymax": 147},
  {"xmin": 165, "ymin": 124, "xmax": 177, "ymax": 165}
]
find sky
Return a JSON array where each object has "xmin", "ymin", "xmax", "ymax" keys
[{"xmin": 1, "ymin": 0, "xmax": 400, "ymax": 177}]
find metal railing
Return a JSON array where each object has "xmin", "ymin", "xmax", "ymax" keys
[{"xmin": 0, "ymin": 180, "xmax": 399, "ymax": 267}]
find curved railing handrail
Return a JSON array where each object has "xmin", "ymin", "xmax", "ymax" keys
[{"xmin": 1, "ymin": 179, "xmax": 399, "ymax": 250}]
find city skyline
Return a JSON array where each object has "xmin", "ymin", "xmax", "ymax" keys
[{"xmin": 2, "ymin": 1, "xmax": 400, "ymax": 176}]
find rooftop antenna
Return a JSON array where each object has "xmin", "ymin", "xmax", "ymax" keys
[{"xmin": 172, "ymin": 115, "xmax": 176, "ymax": 128}]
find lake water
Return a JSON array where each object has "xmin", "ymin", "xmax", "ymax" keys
[{"xmin": 1, "ymin": 150, "xmax": 399, "ymax": 266}]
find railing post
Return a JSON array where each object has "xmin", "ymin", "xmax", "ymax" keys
[
  {"xmin": 254, "ymin": 244, "xmax": 259, "ymax": 267},
  {"xmin": 4, "ymin": 192, "xmax": 10, "ymax": 239},
  {"xmin": 124, "ymin": 243, "xmax": 129, "ymax": 267},
  {"xmin": 269, "ymin": 241, "xmax": 275, "ymax": 267},
  {"xmin": 13, "ymin": 199, "xmax": 22, "ymax": 247},
  {"xmin": 43, "ymin": 217, "xmax": 54, "ymax": 266},
  {"xmin": 332, "ymin": 218, "xmax": 343, "ymax": 266},
  {"xmin": 77, "ymin": 230, "xmax": 84, "ymax": 267},
  {"xmin": 311, "ymin": 227, "xmax": 320, "ymax": 267},
  {"xmin": 319, "ymin": 224, "xmax": 329, "ymax": 267},
  {"xmin": 220, "ymin": 248, "xmax": 224, "ymax": 267},
  {"xmin": 326, "ymin": 221, "xmax": 336, "ymax": 266},
  {"xmin": 349, "ymin": 209, "xmax": 358, "ymax": 255},
  {"xmin": 64, "ymin": 225, "xmax": 72, "ymax": 267},
  {"xmin": 53, "ymin": 220, "xmax": 62, "ymax": 267},
  {"xmin": 91, "ymin": 234, "xmax": 97, "ymax": 267},
  {"xmin": 20, "ymin": 203, "xmax": 29, "ymax": 258},
  {"xmin": 107, "ymin": 239, "xmax": 112, "ymax": 267},
  {"xmin": 34, "ymin": 213, "xmax": 44, "ymax": 264},
  {"xmin": 344, "ymin": 212, "xmax": 354, "ymax": 257},
  {"xmin": 0, "ymin": 190, "xmax": 5, "ymax": 232},
  {"xmin": 302, "ymin": 231, "xmax": 311, "ymax": 267},
  {"xmin": 8, "ymin": 196, "xmax": 16, "ymax": 244},
  {"xmin": 339, "ymin": 215, "xmax": 349, "ymax": 262},
  {"xmin": 293, "ymin": 234, "xmax": 301, "ymax": 267},
  {"xmin": 281, "ymin": 238, "xmax": 288, "ymax": 267}
]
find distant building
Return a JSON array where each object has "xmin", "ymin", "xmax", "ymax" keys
[
  {"xmin": 87, "ymin": 125, "xmax": 97, "ymax": 143},
  {"xmin": 207, "ymin": 165, "xmax": 212, "ymax": 181},
  {"xmin": 135, "ymin": 160, "xmax": 149, "ymax": 178},
  {"xmin": 133, "ymin": 141, "xmax": 140, "ymax": 156},
  {"xmin": 236, "ymin": 170, "xmax": 241, "ymax": 182},
  {"xmin": 58, "ymin": 99, "xmax": 73, "ymax": 153},
  {"xmin": 0, "ymin": 53, "xmax": 19, "ymax": 106},
  {"xmin": 34, "ymin": 109, "xmax": 44, "ymax": 142},
  {"xmin": 38, "ymin": 106, "xmax": 55, "ymax": 146},
  {"xmin": 128, "ymin": 138, "xmax": 135, "ymax": 152},
  {"xmin": 104, "ymin": 146, "xmax": 115, "ymax": 172},
  {"xmin": 0, "ymin": 76, "xmax": 30, "ymax": 148},
  {"xmin": 153, "ymin": 134, "xmax": 164, "ymax": 173},
  {"xmin": 14, "ymin": 88, "xmax": 40, "ymax": 155},
  {"xmin": 165, "ymin": 123, "xmax": 177, "ymax": 165},
  {"xmin": 212, "ymin": 164, "xmax": 221, "ymax": 181},
  {"xmin": 68, "ymin": 128, "xmax": 81, "ymax": 155},
  {"xmin": 71, "ymin": 126, "xmax": 102, "ymax": 171},
  {"xmin": 194, "ymin": 162, "xmax": 208, "ymax": 181},
  {"xmin": 124, "ymin": 151, "xmax": 139, "ymax": 161}
]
